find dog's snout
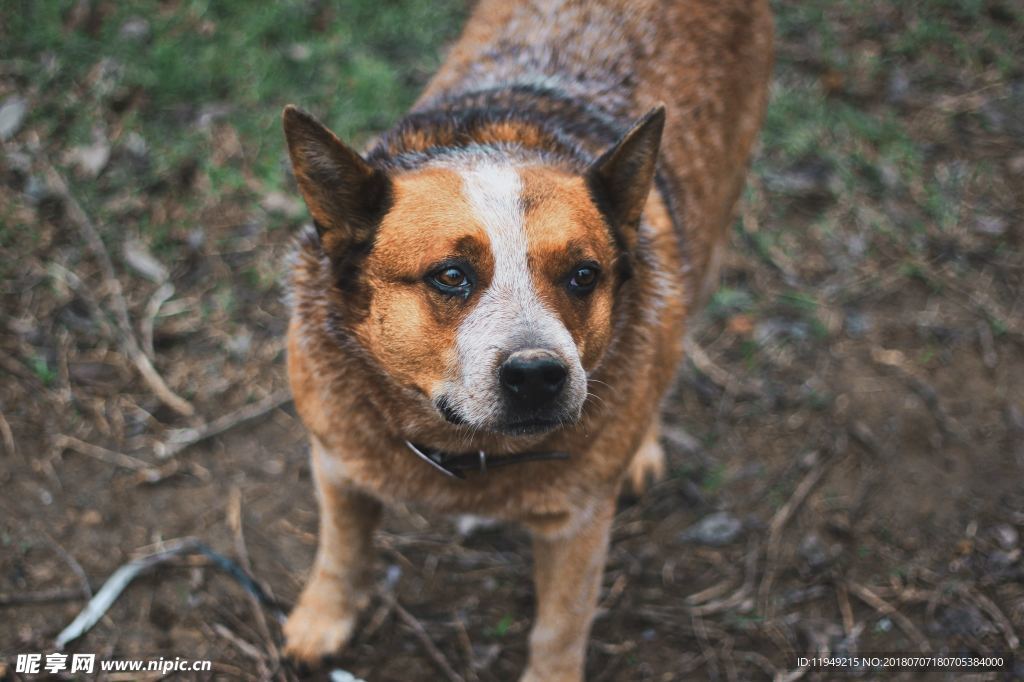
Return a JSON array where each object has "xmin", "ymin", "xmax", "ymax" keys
[{"xmin": 499, "ymin": 350, "xmax": 567, "ymax": 405}]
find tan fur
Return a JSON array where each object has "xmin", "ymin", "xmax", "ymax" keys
[{"xmin": 282, "ymin": 1, "xmax": 773, "ymax": 679}]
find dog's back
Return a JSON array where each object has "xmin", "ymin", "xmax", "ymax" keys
[{"xmin": 416, "ymin": 0, "xmax": 773, "ymax": 301}]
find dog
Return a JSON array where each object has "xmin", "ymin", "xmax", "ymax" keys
[{"xmin": 280, "ymin": 1, "xmax": 772, "ymax": 679}]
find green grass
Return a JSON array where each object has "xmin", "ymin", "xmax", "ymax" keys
[{"xmin": 2, "ymin": 0, "xmax": 466, "ymax": 249}]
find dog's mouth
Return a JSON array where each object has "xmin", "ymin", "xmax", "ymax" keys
[
  {"xmin": 433, "ymin": 397, "xmax": 576, "ymax": 436},
  {"xmin": 495, "ymin": 417, "xmax": 567, "ymax": 436},
  {"xmin": 435, "ymin": 396, "xmax": 467, "ymax": 426}
]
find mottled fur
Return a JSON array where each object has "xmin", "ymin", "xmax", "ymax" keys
[{"xmin": 281, "ymin": 1, "xmax": 772, "ymax": 679}]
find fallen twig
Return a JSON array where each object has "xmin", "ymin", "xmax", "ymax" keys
[
  {"xmin": 392, "ymin": 599, "xmax": 465, "ymax": 682},
  {"xmin": 212, "ymin": 622, "xmax": 268, "ymax": 663},
  {"xmin": 847, "ymin": 581, "xmax": 931, "ymax": 653},
  {"xmin": 958, "ymin": 585, "xmax": 1019, "ymax": 651},
  {"xmin": 228, "ymin": 488, "xmax": 281, "ymax": 680},
  {"xmin": 908, "ymin": 259, "xmax": 1023, "ymax": 341},
  {"xmin": 0, "ymin": 407, "xmax": 17, "ymax": 460},
  {"xmin": 0, "ymin": 587, "xmax": 87, "ymax": 607},
  {"xmin": 141, "ymin": 282, "xmax": 175, "ymax": 359},
  {"xmin": 42, "ymin": 162, "xmax": 194, "ymax": 416},
  {"xmin": 684, "ymin": 336, "xmax": 765, "ymax": 399},
  {"xmin": 55, "ymin": 434, "xmax": 211, "ymax": 485},
  {"xmin": 55, "ymin": 434, "xmax": 158, "ymax": 475},
  {"xmin": 690, "ymin": 535, "xmax": 759, "ymax": 616},
  {"xmin": 759, "ymin": 451, "xmax": 836, "ymax": 615},
  {"xmin": 55, "ymin": 537, "xmax": 283, "ymax": 649},
  {"xmin": 690, "ymin": 612, "xmax": 720, "ymax": 681},
  {"xmin": 40, "ymin": 530, "xmax": 92, "ymax": 599},
  {"xmin": 835, "ymin": 582, "xmax": 854, "ymax": 637},
  {"xmin": 155, "ymin": 389, "xmax": 293, "ymax": 459},
  {"xmin": 55, "ymin": 538, "xmax": 201, "ymax": 648}
]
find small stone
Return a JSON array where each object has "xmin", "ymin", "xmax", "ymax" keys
[
  {"xmin": 993, "ymin": 523, "xmax": 1019, "ymax": 550},
  {"xmin": 938, "ymin": 604, "xmax": 995, "ymax": 638},
  {"xmin": 680, "ymin": 511, "xmax": 743, "ymax": 546},
  {"xmin": 798, "ymin": 533, "xmax": 831, "ymax": 571},
  {"xmin": 123, "ymin": 131, "xmax": 148, "ymax": 160},
  {"xmin": 262, "ymin": 457, "xmax": 285, "ymax": 475},
  {"xmin": 225, "ymin": 329, "xmax": 253, "ymax": 360},
  {"xmin": 67, "ymin": 135, "xmax": 111, "ymax": 178},
  {"xmin": 1008, "ymin": 154, "xmax": 1024, "ymax": 175},
  {"xmin": 261, "ymin": 190, "xmax": 305, "ymax": 219},
  {"xmin": 119, "ymin": 17, "xmax": 151, "ymax": 42},
  {"xmin": 288, "ymin": 43, "xmax": 312, "ymax": 62},
  {"xmin": 4, "ymin": 149, "xmax": 31, "ymax": 174},
  {"xmin": 122, "ymin": 238, "xmax": 169, "ymax": 283},
  {"xmin": 0, "ymin": 96, "xmax": 29, "ymax": 141},
  {"xmin": 186, "ymin": 228, "xmax": 205, "ymax": 252},
  {"xmin": 384, "ymin": 564, "xmax": 402, "ymax": 589},
  {"xmin": 762, "ymin": 157, "xmax": 836, "ymax": 197},
  {"xmin": 195, "ymin": 103, "xmax": 232, "ymax": 129},
  {"xmin": 844, "ymin": 309, "xmax": 871, "ymax": 338},
  {"xmin": 455, "ymin": 514, "xmax": 499, "ymax": 536},
  {"xmin": 329, "ymin": 670, "xmax": 365, "ymax": 682},
  {"xmin": 24, "ymin": 176, "xmax": 51, "ymax": 204},
  {"xmin": 974, "ymin": 215, "xmax": 1008, "ymax": 236},
  {"xmin": 886, "ymin": 67, "xmax": 911, "ymax": 104}
]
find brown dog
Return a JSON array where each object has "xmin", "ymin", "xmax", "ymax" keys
[{"xmin": 280, "ymin": 1, "xmax": 772, "ymax": 679}]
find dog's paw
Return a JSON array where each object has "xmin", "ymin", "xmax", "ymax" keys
[
  {"xmin": 625, "ymin": 434, "xmax": 665, "ymax": 495},
  {"xmin": 283, "ymin": 590, "xmax": 359, "ymax": 663}
]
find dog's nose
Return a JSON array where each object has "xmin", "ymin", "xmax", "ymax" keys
[{"xmin": 499, "ymin": 350, "xmax": 567, "ymax": 405}]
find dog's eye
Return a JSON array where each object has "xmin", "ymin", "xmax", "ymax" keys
[
  {"xmin": 429, "ymin": 265, "xmax": 472, "ymax": 295},
  {"xmin": 568, "ymin": 264, "xmax": 599, "ymax": 293}
]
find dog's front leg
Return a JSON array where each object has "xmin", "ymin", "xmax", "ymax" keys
[
  {"xmin": 284, "ymin": 439, "xmax": 381, "ymax": 663},
  {"xmin": 521, "ymin": 496, "xmax": 616, "ymax": 682}
]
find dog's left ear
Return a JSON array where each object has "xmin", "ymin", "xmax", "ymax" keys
[
  {"xmin": 282, "ymin": 105, "xmax": 391, "ymax": 259},
  {"xmin": 587, "ymin": 105, "xmax": 665, "ymax": 238}
]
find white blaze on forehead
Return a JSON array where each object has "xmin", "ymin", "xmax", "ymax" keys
[
  {"xmin": 446, "ymin": 164, "xmax": 583, "ymax": 423},
  {"xmin": 461, "ymin": 164, "xmax": 532, "ymax": 297}
]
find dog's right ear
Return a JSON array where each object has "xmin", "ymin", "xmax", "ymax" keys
[{"xmin": 282, "ymin": 105, "xmax": 391, "ymax": 257}]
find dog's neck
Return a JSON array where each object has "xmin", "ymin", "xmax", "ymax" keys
[{"xmin": 404, "ymin": 440, "xmax": 571, "ymax": 479}]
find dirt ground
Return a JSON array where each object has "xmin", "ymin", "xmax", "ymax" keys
[{"xmin": 1, "ymin": 1, "xmax": 1023, "ymax": 681}]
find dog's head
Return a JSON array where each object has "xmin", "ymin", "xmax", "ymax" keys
[{"xmin": 283, "ymin": 105, "xmax": 663, "ymax": 437}]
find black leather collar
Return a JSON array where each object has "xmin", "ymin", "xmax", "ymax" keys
[{"xmin": 404, "ymin": 440, "xmax": 570, "ymax": 479}]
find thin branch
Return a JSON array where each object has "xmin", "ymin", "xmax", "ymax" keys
[
  {"xmin": 155, "ymin": 389, "xmax": 293, "ymax": 459},
  {"xmin": 392, "ymin": 599, "xmax": 465, "ymax": 682},
  {"xmin": 40, "ymin": 530, "xmax": 92, "ymax": 599},
  {"xmin": 55, "ymin": 538, "xmax": 203, "ymax": 649},
  {"xmin": 958, "ymin": 586, "xmax": 1019, "ymax": 651},
  {"xmin": 759, "ymin": 451, "xmax": 836, "ymax": 615},
  {"xmin": 141, "ymin": 282, "xmax": 175, "ymax": 359},
  {"xmin": 228, "ymin": 487, "xmax": 281, "ymax": 680},
  {"xmin": 0, "ymin": 407, "xmax": 16, "ymax": 457},
  {"xmin": 42, "ymin": 162, "xmax": 194, "ymax": 416},
  {"xmin": 847, "ymin": 581, "xmax": 931, "ymax": 653},
  {"xmin": 0, "ymin": 587, "xmax": 86, "ymax": 607},
  {"xmin": 55, "ymin": 434, "xmax": 158, "ymax": 474},
  {"xmin": 684, "ymin": 336, "xmax": 765, "ymax": 399}
]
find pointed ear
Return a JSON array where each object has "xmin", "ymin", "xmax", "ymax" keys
[
  {"xmin": 282, "ymin": 105, "xmax": 391, "ymax": 257},
  {"xmin": 587, "ymin": 105, "xmax": 665, "ymax": 234}
]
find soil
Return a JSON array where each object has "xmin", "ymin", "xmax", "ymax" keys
[{"xmin": 2, "ymin": 2, "xmax": 1024, "ymax": 681}]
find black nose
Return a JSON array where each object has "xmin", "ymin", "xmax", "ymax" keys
[{"xmin": 499, "ymin": 350, "xmax": 567, "ymax": 405}]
